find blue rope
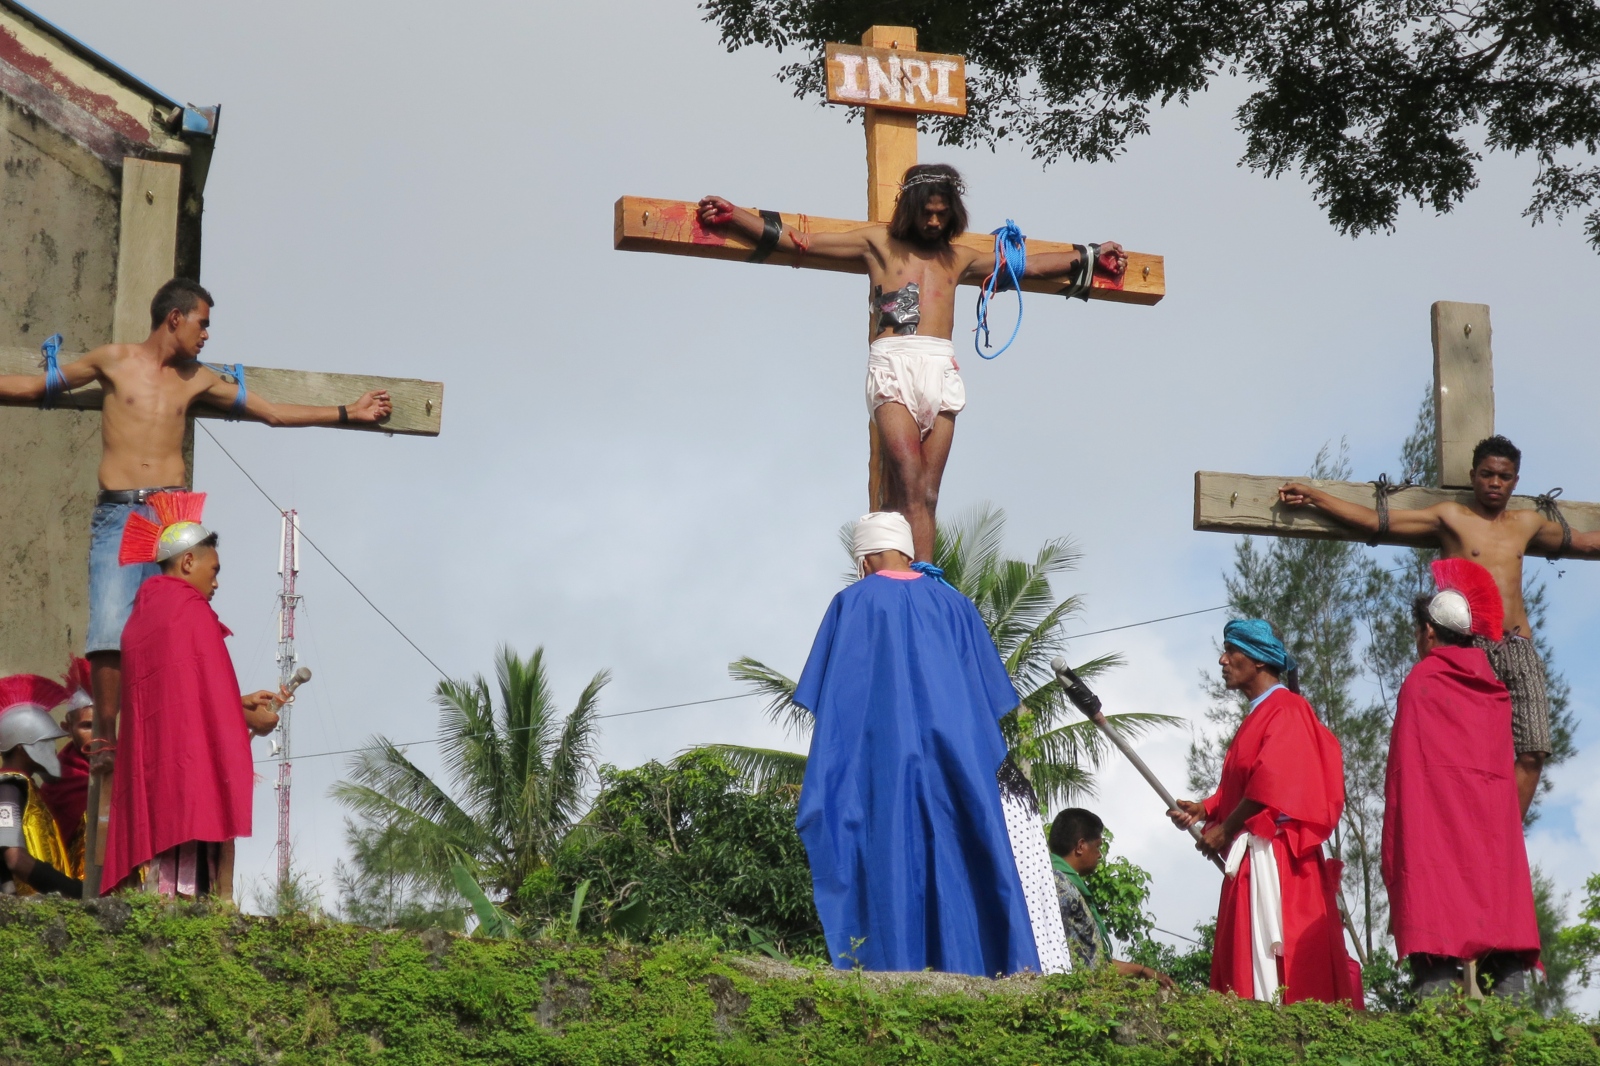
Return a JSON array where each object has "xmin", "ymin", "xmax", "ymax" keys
[
  {"xmin": 40, "ymin": 333, "xmax": 66, "ymax": 407},
  {"xmin": 201, "ymin": 361, "xmax": 247, "ymax": 417},
  {"xmin": 910, "ymin": 561, "xmax": 955, "ymax": 587},
  {"xmin": 973, "ymin": 221, "xmax": 1026, "ymax": 361}
]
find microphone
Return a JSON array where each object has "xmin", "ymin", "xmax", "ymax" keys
[{"xmin": 278, "ymin": 666, "xmax": 313, "ymax": 704}]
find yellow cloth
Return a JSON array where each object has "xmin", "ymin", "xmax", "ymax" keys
[{"xmin": 0, "ymin": 771, "xmax": 72, "ymax": 895}]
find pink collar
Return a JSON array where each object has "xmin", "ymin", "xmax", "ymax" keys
[{"xmin": 873, "ymin": 569, "xmax": 922, "ymax": 580}]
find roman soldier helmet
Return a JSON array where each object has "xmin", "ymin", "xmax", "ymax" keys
[
  {"xmin": 0, "ymin": 675, "xmax": 69, "ymax": 778},
  {"xmin": 61, "ymin": 657, "xmax": 93, "ymax": 714},
  {"xmin": 1430, "ymin": 559, "xmax": 1504, "ymax": 642},
  {"xmin": 119, "ymin": 491, "xmax": 211, "ymax": 564}
]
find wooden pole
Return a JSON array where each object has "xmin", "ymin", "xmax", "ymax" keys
[{"xmin": 863, "ymin": 25, "xmax": 919, "ymax": 512}]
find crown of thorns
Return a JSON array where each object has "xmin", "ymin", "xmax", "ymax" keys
[{"xmin": 899, "ymin": 172, "xmax": 966, "ymax": 195}]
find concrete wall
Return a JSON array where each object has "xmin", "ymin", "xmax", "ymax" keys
[
  {"xmin": 0, "ymin": 3, "xmax": 208, "ymax": 676},
  {"xmin": 0, "ymin": 103, "xmax": 117, "ymax": 676}
]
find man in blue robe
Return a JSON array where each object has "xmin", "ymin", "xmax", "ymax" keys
[{"xmin": 794, "ymin": 512, "xmax": 1039, "ymax": 975}]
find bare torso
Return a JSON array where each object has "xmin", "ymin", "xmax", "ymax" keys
[
  {"xmin": 94, "ymin": 343, "xmax": 220, "ymax": 490},
  {"xmin": 863, "ymin": 232, "xmax": 983, "ymax": 341},
  {"xmin": 1433, "ymin": 503, "xmax": 1544, "ymax": 637}
]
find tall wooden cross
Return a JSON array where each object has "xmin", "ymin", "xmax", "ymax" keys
[
  {"xmin": 614, "ymin": 25, "xmax": 1165, "ymax": 507},
  {"xmin": 1194, "ymin": 301, "xmax": 1599, "ymax": 550}
]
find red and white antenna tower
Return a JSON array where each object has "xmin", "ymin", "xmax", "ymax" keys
[{"xmin": 273, "ymin": 510, "xmax": 301, "ymax": 891}]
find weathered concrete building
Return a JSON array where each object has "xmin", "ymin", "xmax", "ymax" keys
[{"xmin": 0, "ymin": 0, "xmax": 218, "ymax": 674}]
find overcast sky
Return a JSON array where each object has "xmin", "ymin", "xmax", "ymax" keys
[{"xmin": 29, "ymin": 0, "xmax": 1600, "ymax": 993}]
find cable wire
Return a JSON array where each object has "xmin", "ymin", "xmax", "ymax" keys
[{"xmin": 198, "ymin": 423, "xmax": 450, "ymax": 678}]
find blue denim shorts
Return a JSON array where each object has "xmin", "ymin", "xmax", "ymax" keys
[{"xmin": 85, "ymin": 501, "xmax": 160, "ymax": 654}]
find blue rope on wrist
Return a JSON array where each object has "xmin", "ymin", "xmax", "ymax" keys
[
  {"xmin": 910, "ymin": 561, "xmax": 954, "ymax": 587},
  {"xmin": 201, "ymin": 361, "xmax": 248, "ymax": 417},
  {"xmin": 39, "ymin": 333, "xmax": 66, "ymax": 407},
  {"xmin": 974, "ymin": 220, "xmax": 1026, "ymax": 361}
]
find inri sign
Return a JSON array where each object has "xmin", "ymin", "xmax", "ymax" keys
[{"xmin": 825, "ymin": 43, "xmax": 967, "ymax": 116}]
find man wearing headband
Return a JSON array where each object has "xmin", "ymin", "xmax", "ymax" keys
[
  {"xmin": 0, "ymin": 674, "xmax": 82, "ymax": 897},
  {"xmin": 793, "ymin": 512, "xmax": 1056, "ymax": 975},
  {"xmin": 1168, "ymin": 620, "xmax": 1360, "ymax": 1004},
  {"xmin": 100, "ymin": 493, "xmax": 284, "ymax": 898},
  {"xmin": 698, "ymin": 165, "xmax": 1125, "ymax": 561},
  {"xmin": 1281, "ymin": 435, "xmax": 1600, "ymax": 814},
  {"xmin": 0, "ymin": 278, "xmax": 389, "ymax": 795},
  {"xmin": 1383, "ymin": 561, "xmax": 1538, "ymax": 999}
]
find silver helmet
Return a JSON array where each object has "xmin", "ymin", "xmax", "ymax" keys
[{"xmin": 0, "ymin": 703, "xmax": 66, "ymax": 779}]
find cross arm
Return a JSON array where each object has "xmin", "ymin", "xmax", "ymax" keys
[
  {"xmin": 614, "ymin": 196, "xmax": 1165, "ymax": 306},
  {"xmin": 1194, "ymin": 472, "xmax": 1600, "ymax": 559},
  {"xmin": 0, "ymin": 346, "xmax": 443, "ymax": 436}
]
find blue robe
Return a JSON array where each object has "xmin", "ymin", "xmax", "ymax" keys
[{"xmin": 794, "ymin": 570, "xmax": 1040, "ymax": 975}]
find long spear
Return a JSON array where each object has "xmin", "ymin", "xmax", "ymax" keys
[{"xmin": 1049, "ymin": 657, "xmax": 1370, "ymax": 968}]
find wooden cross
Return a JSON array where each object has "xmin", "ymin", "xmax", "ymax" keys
[
  {"xmin": 613, "ymin": 25, "xmax": 1165, "ymax": 508},
  {"xmin": 1193, "ymin": 301, "xmax": 1599, "ymax": 552}
]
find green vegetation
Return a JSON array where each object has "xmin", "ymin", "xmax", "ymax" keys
[{"xmin": 4, "ymin": 894, "xmax": 1597, "ymax": 1066}]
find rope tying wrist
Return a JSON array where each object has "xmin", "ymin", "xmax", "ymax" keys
[
  {"xmin": 338, "ymin": 404, "xmax": 349, "ymax": 425},
  {"xmin": 39, "ymin": 332, "xmax": 67, "ymax": 408},
  {"xmin": 1060, "ymin": 244, "xmax": 1097, "ymax": 302},
  {"xmin": 1535, "ymin": 488, "xmax": 1571, "ymax": 559},
  {"xmin": 747, "ymin": 210, "xmax": 783, "ymax": 263},
  {"xmin": 1368, "ymin": 473, "xmax": 1411, "ymax": 546},
  {"xmin": 973, "ymin": 220, "xmax": 1026, "ymax": 361},
  {"xmin": 84, "ymin": 738, "xmax": 116, "ymax": 757}
]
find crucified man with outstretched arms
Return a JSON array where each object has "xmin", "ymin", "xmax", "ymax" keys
[
  {"xmin": 698, "ymin": 163, "xmax": 1125, "ymax": 562},
  {"xmin": 1279, "ymin": 434, "xmax": 1600, "ymax": 814},
  {"xmin": 0, "ymin": 277, "xmax": 390, "ymax": 784}
]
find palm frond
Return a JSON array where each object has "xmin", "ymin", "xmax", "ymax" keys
[
  {"xmin": 688, "ymin": 744, "xmax": 809, "ymax": 789},
  {"xmin": 541, "ymin": 668, "xmax": 608, "ymax": 845},
  {"xmin": 728, "ymin": 656, "xmax": 813, "ymax": 737}
]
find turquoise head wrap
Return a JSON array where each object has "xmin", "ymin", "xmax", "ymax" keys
[{"xmin": 1223, "ymin": 619, "xmax": 1297, "ymax": 673}]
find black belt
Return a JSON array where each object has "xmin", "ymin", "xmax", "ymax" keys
[{"xmin": 97, "ymin": 486, "xmax": 185, "ymax": 505}]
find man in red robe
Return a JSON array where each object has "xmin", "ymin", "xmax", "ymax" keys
[
  {"xmin": 1383, "ymin": 561, "xmax": 1539, "ymax": 999},
  {"xmin": 38, "ymin": 659, "xmax": 94, "ymax": 877},
  {"xmin": 101, "ymin": 493, "xmax": 282, "ymax": 898},
  {"xmin": 1170, "ymin": 619, "xmax": 1361, "ymax": 1005}
]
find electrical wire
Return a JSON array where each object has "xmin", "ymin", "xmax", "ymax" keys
[{"xmin": 198, "ymin": 423, "xmax": 450, "ymax": 678}]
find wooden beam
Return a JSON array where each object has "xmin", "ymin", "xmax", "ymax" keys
[
  {"xmin": 1432, "ymin": 301, "xmax": 1493, "ymax": 489},
  {"xmin": 0, "ymin": 346, "xmax": 444, "ymax": 436},
  {"xmin": 1193, "ymin": 471, "xmax": 1599, "ymax": 558},
  {"xmin": 112, "ymin": 158, "xmax": 181, "ymax": 344},
  {"xmin": 613, "ymin": 196, "xmax": 1166, "ymax": 306}
]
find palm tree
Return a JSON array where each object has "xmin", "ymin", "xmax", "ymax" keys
[
  {"xmin": 699, "ymin": 506, "xmax": 1179, "ymax": 809},
  {"xmin": 331, "ymin": 645, "xmax": 606, "ymax": 909}
]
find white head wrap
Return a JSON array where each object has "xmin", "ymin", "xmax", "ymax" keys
[
  {"xmin": 852, "ymin": 512, "xmax": 914, "ymax": 576},
  {"xmin": 1426, "ymin": 589, "xmax": 1473, "ymax": 636}
]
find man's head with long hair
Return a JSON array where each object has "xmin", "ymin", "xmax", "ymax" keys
[{"xmin": 889, "ymin": 163, "xmax": 968, "ymax": 248}]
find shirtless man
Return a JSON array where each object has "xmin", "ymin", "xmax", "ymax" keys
[
  {"xmin": 0, "ymin": 277, "xmax": 389, "ymax": 772},
  {"xmin": 1279, "ymin": 435, "xmax": 1599, "ymax": 813},
  {"xmin": 698, "ymin": 163, "xmax": 1125, "ymax": 560}
]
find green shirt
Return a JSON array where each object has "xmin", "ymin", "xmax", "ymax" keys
[{"xmin": 1051, "ymin": 854, "xmax": 1111, "ymax": 969}]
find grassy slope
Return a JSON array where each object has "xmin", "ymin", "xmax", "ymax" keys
[{"xmin": 2, "ymin": 895, "xmax": 1598, "ymax": 1066}]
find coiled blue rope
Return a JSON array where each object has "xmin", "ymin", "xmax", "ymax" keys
[
  {"xmin": 910, "ymin": 561, "xmax": 955, "ymax": 587},
  {"xmin": 974, "ymin": 220, "xmax": 1026, "ymax": 361},
  {"xmin": 201, "ymin": 361, "xmax": 248, "ymax": 417},
  {"xmin": 40, "ymin": 332, "xmax": 66, "ymax": 407}
]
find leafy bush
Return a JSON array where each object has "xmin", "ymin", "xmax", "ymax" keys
[{"xmin": 520, "ymin": 750, "xmax": 824, "ymax": 956}]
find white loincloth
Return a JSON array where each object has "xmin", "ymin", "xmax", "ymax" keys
[
  {"xmin": 999, "ymin": 790, "xmax": 1073, "ymax": 975},
  {"xmin": 1226, "ymin": 832, "xmax": 1284, "ymax": 1001},
  {"xmin": 865, "ymin": 336, "xmax": 966, "ymax": 439}
]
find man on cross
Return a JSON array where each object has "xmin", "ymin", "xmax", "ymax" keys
[
  {"xmin": 0, "ymin": 277, "xmax": 389, "ymax": 779},
  {"xmin": 1278, "ymin": 435, "xmax": 1600, "ymax": 814},
  {"xmin": 698, "ymin": 163, "xmax": 1125, "ymax": 560}
]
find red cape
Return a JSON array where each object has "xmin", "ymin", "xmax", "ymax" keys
[
  {"xmin": 38, "ymin": 742, "xmax": 89, "ymax": 843},
  {"xmin": 102, "ymin": 576, "xmax": 254, "ymax": 894},
  {"xmin": 1382, "ymin": 645, "xmax": 1538, "ymax": 962},
  {"xmin": 1204, "ymin": 687, "xmax": 1361, "ymax": 1005}
]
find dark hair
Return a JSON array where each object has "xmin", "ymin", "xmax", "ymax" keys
[
  {"xmin": 888, "ymin": 163, "xmax": 968, "ymax": 246},
  {"xmin": 1411, "ymin": 592, "xmax": 1475, "ymax": 647},
  {"xmin": 150, "ymin": 277, "xmax": 214, "ymax": 330},
  {"xmin": 1048, "ymin": 807, "xmax": 1104, "ymax": 857},
  {"xmin": 1472, "ymin": 435, "xmax": 1521, "ymax": 473}
]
